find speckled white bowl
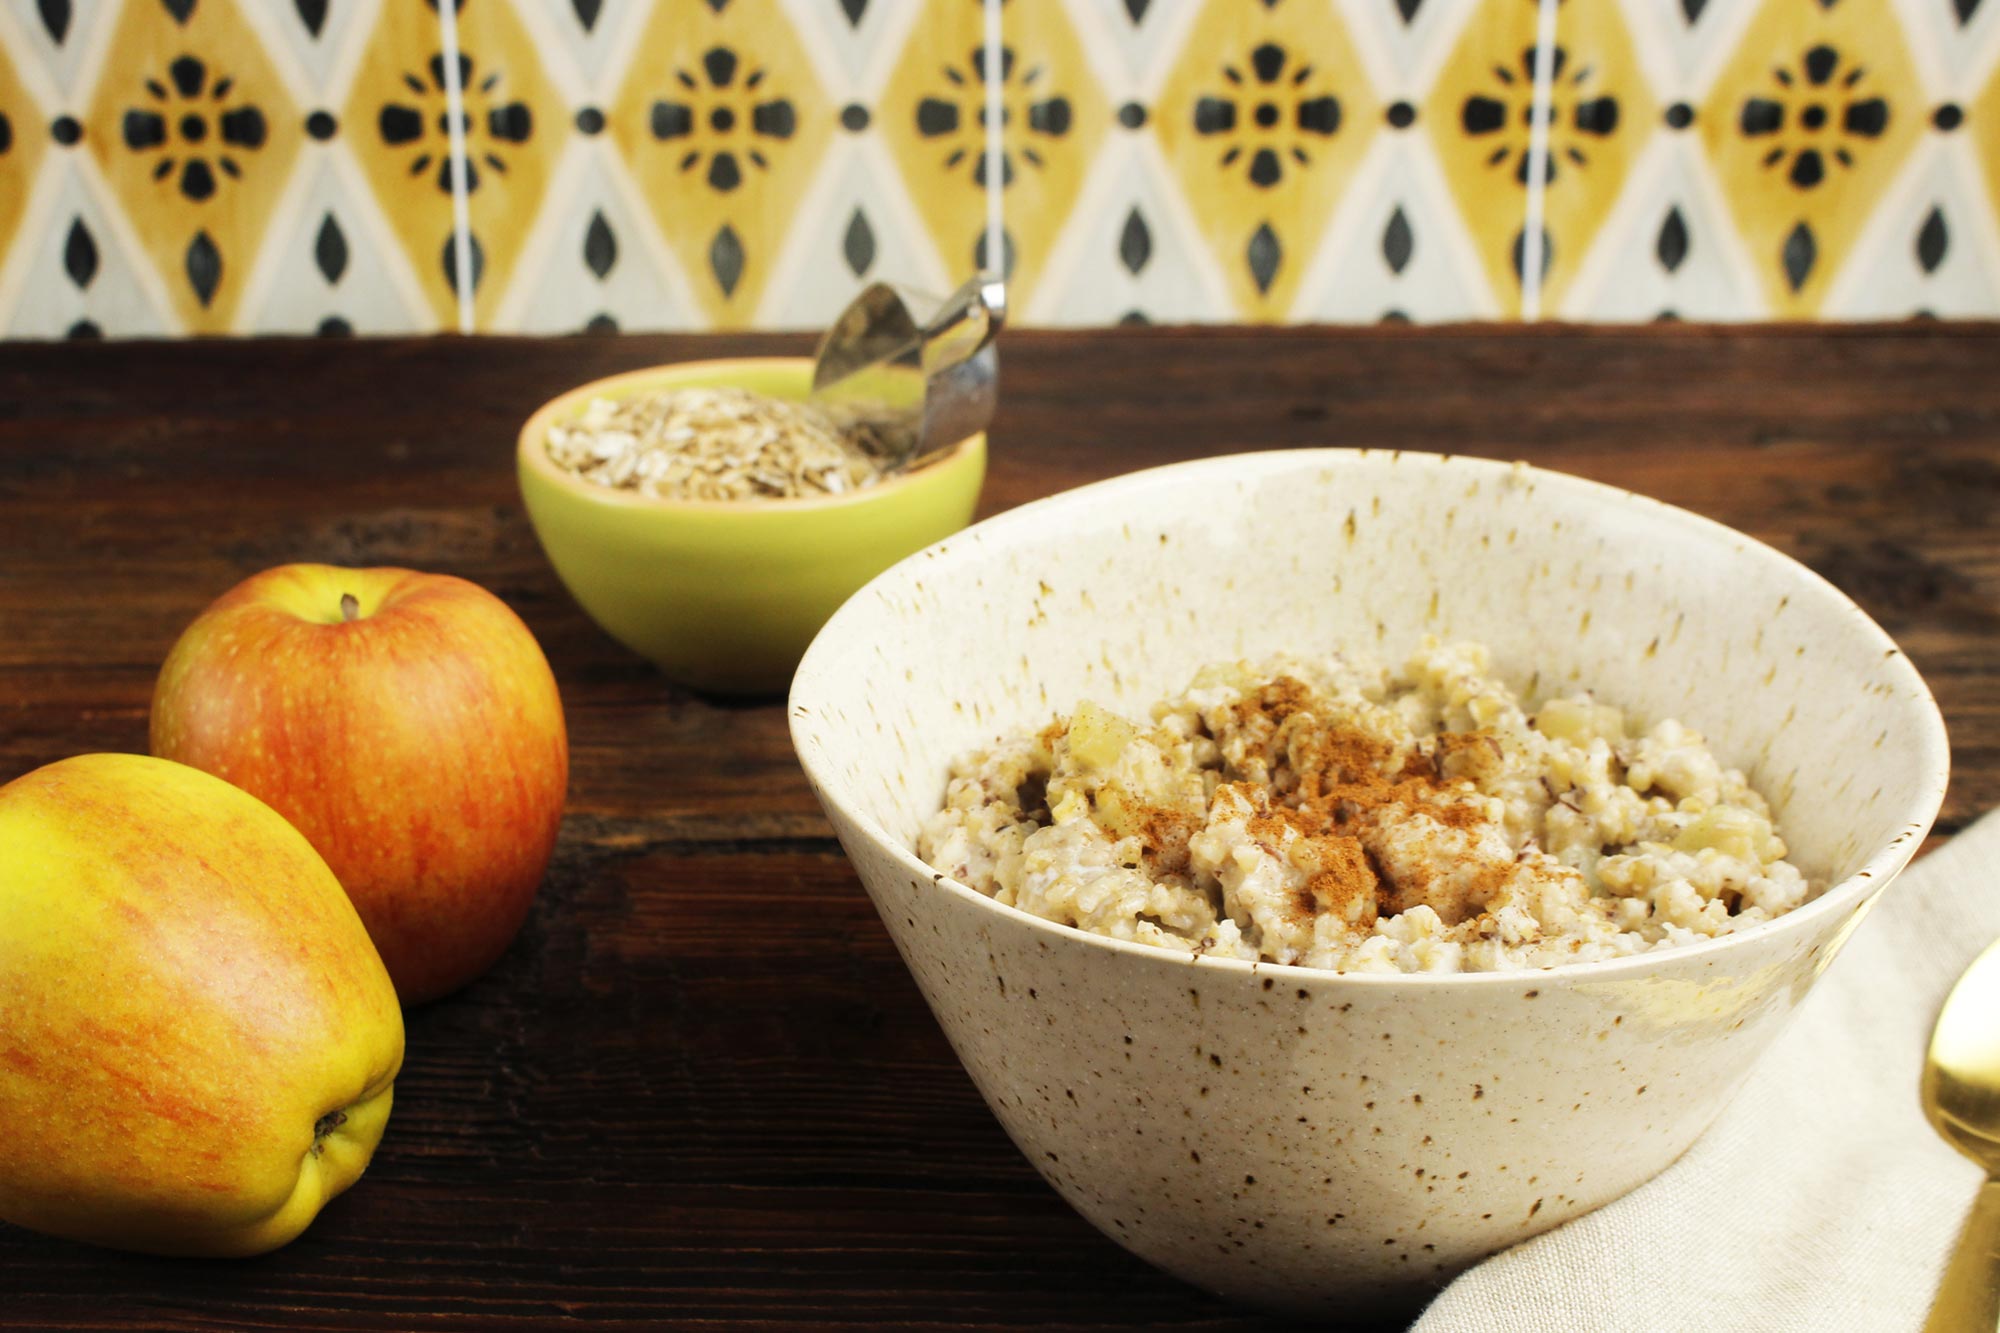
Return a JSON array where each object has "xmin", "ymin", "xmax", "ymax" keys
[{"xmin": 788, "ymin": 450, "xmax": 1949, "ymax": 1314}]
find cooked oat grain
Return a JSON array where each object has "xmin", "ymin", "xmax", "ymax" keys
[{"xmin": 918, "ymin": 641, "xmax": 1818, "ymax": 974}]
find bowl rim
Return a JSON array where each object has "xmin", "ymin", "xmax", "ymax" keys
[
  {"xmin": 516, "ymin": 356, "xmax": 984, "ymax": 515},
  {"xmin": 791, "ymin": 447, "xmax": 1953, "ymax": 989}
]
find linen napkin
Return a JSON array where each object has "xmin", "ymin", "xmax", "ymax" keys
[{"xmin": 1414, "ymin": 809, "xmax": 2000, "ymax": 1333}]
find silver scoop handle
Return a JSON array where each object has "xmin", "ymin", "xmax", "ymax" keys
[{"xmin": 812, "ymin": 275, "xmax": 1005, "ymax": 469}]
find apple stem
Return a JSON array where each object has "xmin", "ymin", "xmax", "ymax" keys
[{"xmin": 340, "ymin": 593, "xmax": 359, "ymax": 623}]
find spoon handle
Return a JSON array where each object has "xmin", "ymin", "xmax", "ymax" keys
[{"xmin": 1927, "ymin": 1176, "xmax": 2000, "ymax": 1331}]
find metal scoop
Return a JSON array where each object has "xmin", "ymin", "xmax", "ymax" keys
[{"xmin": 811, "ymin": 274, "xmax": 1005, "ymax": 473}]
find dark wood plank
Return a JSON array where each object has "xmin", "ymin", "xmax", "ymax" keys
[{"xmin": 0, "ymin": 325, "xmax": 1994, "ymax": 1331}]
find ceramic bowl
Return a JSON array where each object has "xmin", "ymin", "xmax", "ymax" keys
[
  {"xmin": 518, "ymin": 357, "xmax": 985, "ymax": 695},
  {"xmin": 788, "ymin": 450, "xmax": 1948, "ymax": 1314}
]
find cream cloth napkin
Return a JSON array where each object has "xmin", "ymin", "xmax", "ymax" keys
[{"xmin": 1415, "ymin": 809, "xmax": 1999, "ymax": 1333}]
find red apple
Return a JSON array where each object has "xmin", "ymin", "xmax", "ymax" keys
[{"xmin": 151, "ymin": 564, "xmax": 568, "ymax": 1004}]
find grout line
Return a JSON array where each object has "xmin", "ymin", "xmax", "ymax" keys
[
  {"xmin": 437, "ymin": 0, "xmax": 476, "ymax": 334},
  {"xmin": 983, "ymin": 0, "xmax": 1004, "ymax": 289},
  {"xmin": 1519, "ymin": 0, "xmax": 1560, "ymax": 322}
]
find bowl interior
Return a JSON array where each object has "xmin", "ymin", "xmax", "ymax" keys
[
  {"xmin": 519, "ymin": 356, "xmax": 957, "ymax": 513},
  {"xmin": 795, "ymin": 450, "xmax": 1945, "ymax": 933}
]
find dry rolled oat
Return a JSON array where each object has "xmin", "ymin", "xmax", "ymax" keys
[{"xmin": 546, "ymin": 385, "xmax": 899, "ymax": 501}]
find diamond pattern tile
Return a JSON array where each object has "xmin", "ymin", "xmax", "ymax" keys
[
  {"xmin": 0, "ymin": 29, "xmax": 49, "ymax": 281},
  {"xmin": 879, "ymin": 0, "xmax": 1108, "ymax": 309},
  {"xmin": 83, "ymin": 0, "xmax": 303, "ymax": 331},
  {"xmin": 609, "ymin": 0, "xmax": 833, "ymax": 327},
  {"xmin": 1420, "ymin": 0, "xmax": 1547, "ymax": 316},
  {"xmin": 1152, "ymin": 0, "xmax": 1381, "ymax": 318},
  {"xmin": 0, "ymin": 0, "xmax": 1992, "ymax": 333},
  {"xmin": 1698, "ymin": 0, "xmax": 1924, "ymax": 315}
]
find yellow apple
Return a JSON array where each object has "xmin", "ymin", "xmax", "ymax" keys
[
  {"xmin": 0, "ymin": 753, "xmax": 404, "ymax": 1256},
  {"xmin": 150, "ymin": 564, "xmax": 569, "ymax": 1004}
]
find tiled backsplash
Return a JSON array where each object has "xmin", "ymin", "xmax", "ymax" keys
[{"xmin": 2, "ymin": 0, "xmax": 1995, "ymax": 337}]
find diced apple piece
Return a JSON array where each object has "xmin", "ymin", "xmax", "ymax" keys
[
  {"xmin": 1068, "ymin": 700, "xmax": 1139, "ymax": 771},
  {"xmin": 1673, "ymin": 806, "xmax": 1771, "ymax": 859},
  {"xmin": 1533, "ymin": 696, "xmax": 1626, "ymax": 745}
]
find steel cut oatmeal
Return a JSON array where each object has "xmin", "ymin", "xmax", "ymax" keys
[{"xmin": 918, "ymin": 641, "xmax": 1817, "ymax": 974}]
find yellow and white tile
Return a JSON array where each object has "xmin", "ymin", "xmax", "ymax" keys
[
  {"xmin": 755, "ymin": 132, "xmax": 952, "ymax": 330},
  {"xmin": 879, "ymin": 0, "xmax": 1109, "ymax": 309},
  {"xmin": 81, "ymin": 0, "xmax": 305, "ymax": 331},
  {"xmin": 2, "ymin": 151, "xmax": 175, "ymax": 338},
  {"xmin": 244, "ymin": 143, "xmax": 435, "ymax": 335},
  {"xmin": 236, "ymin": 0, "xmax": 437, "ymax": 335},
  {"xmin": 602, "ymin": 0, "xmax": 834, "ymax": 328},
  {"xmin": 1291, "ymin": 0, "xmax": 1514, "ymax": 322},
  {"xmin": 492, "ymin": 135, "xmax": 704, "ymax": 335},
  {"xmin": 1, "ymin": 0, "xmax": 1997, "ymax": 333},
  {"xmin": 1151, "ymin": 0, "xmax": 1383, "ymax": 319},
  {"xmin": 1823, "ymin": 132, "xmax": 2000, "ymax": 317},
  {"xmin": 1697, "ymin": 0, "xmax": 1925, "ymax": 316},
  {"xmin": 1420, "ymin": 0, "xmax": 1554, "ymax": 317},
  {"xmin": 1028, "ymin": 128, "xmax": 1235, "ymax": 325},
  {"xmin": 1555, "ymin": 128, "xmax": 1767, "ymax": 321},
  {"xmin": 1290, "ymin": 126, "xmax": 1506, "ymax": 323}
]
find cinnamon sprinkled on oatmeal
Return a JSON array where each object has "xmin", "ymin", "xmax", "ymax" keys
[{"xmin": 917, "ymin": 642, "xmax": 1817, "ymax": 974}]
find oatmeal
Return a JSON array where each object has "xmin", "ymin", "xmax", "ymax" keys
[
  {"xmin": 545, "ymin": 385, "xmax": 909, "ymax": 501},
  {"xmin": 918, "ymin": 641, "xmax": 1816, "ymax": 974}
]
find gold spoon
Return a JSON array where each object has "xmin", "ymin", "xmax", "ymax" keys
[{"xmin": 1923, "ymin": 935, "xmax": 2000, "ymax": 1330}]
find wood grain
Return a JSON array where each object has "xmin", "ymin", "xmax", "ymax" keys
[{"xmin": 0, "ymin": 326, "xmax": 1995, "ymax": 1331}]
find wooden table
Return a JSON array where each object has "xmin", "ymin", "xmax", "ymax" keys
[{"xmin": 2, "ymin": 327, "xmax": 1994, "ymax": 1331}]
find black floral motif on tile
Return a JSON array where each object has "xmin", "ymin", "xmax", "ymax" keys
[
  {"xmin": 1781, "ymin": 221, "xmax": 1815, "ymax": 292},
  {"xmin": 973, "ymin": 227, "xmax": 1016, "ymax": 279},
  {"xmin": 1247, "ymin": 222, "xmax": 1281, "ymax": 294},
  {"xmin": 185, "ymin": 229, "xmax": 221, "ymax": 307},
  {"xmin": 1119, "ymin": 208, "xmax": 1151, "ymax": 274},
  {"xmin": 842, "ymin": 208, "xmax": 874, "ymax": 276},
  {"xmin": 585, "ymin": 312, "xmax": 618, "ymax": 333},
  {"xmin": 122, "ymin": 55, "xmax": 268, "ymax": 203},
  {"xmin": 161, "ymin": 0, "xmax": 195, "ymax": 26},
  {"xmin": 584, "ymin": 210, "xmax": 617, "ymax": 280},
  {"xmin": 1382, "ymin": 207, "xmax": 1412, "ymax": 275},
  {"xmin": 1916, "ymin": 207, "xmax": 1947, "ymax": 274},
  {"xmin": 710, "ymin": 223, "xmax": 744, "ymax": 296},
  {"xmin": 1394, "ymin": 0, "xmax": 1421, "ymax": 22},
  {"xmin": 378, "ymin": 52, "xmax": 532, "ymax": 195},
  {"xmin": 318, "ymin": 315, "xmax": 351, "ymax": 336},
  {"xmin": 1656, "ymin": 207, "xmax": 1688, "ymax": 274},
  {"xmin": 1191, "ymin": 41, "xmax": 1342, "ymax": 190},
  {"xmin": 572, "ymin": 0, "xmax": 603, "ymax": 32},
  {"xmin": 1463, "ymin": 47, "xmax": 1618, "ymax": 187},
  {"xmin": 67, "ymin": 318, "xmax": 101, "ymax": 339},
  {"xmin": 840, "ymin": 0, "xmax": 868, "ymax": 25},
  {"xmin": 1680, "ymin": 0, "xmax": 1707, "ymax": 21},
  {"xmin": 295, "ymin": 0, "xmax": 327, "ymax": 38},
  {"xmin": 916, "ymin": 45, "xmax": 1070, "ymax": 190},
  {"xmin": 314, "ymin": 213, "xmax": 347, "ymax": 284},
  {"xmin": 647, "ymin": 46, "xmax": 798, "ymax": 194},
  {"xmin": 1737, "ymin": 44, "xmax": 1887, "ymax": 191},
  {"xmin": 63, "ymin": 218, "xmax": 98, "ymax": 289},
  {"xmin": 1511, "ymin": 225, "xmax": 1552, "ymax": 283},
  {"xmin": 37, "ymin": 0, "xmax": 71, "ymax": 44},
  {"xmin": 1955, "ymin": 0, "xmax": 1981, "ymax": 23},
  {"xmin": 0, "ymin": 112, "xmax": 10, "ymax": 156},
  {"xmin": 442, "ymin": 231, "xmax": 483, "ymax": 297}
]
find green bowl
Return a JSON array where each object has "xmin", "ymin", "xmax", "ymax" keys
[{"xmin": 518, "ymin": 357, "xmax": 986, "ymax": 695}]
